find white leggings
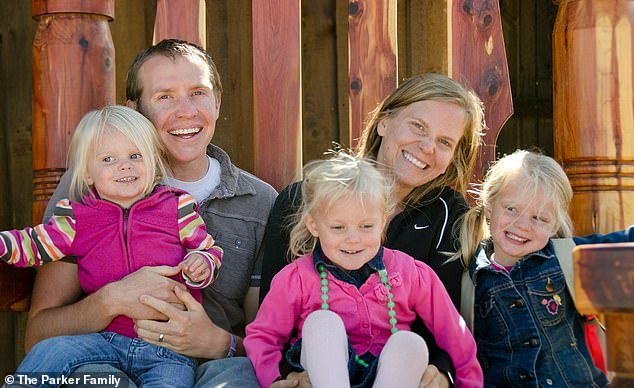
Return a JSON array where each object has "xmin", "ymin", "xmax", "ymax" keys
[{"xmin": 299, "ymin": 310, "xmax": 429, "ymax": 388}]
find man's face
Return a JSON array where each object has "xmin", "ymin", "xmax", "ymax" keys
[{"xmin": 132, "ymin": 55, "xmax": 220, "ymax": 180}]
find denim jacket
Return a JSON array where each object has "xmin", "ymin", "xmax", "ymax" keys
[{"xmin": 469, "ymin": 226, "xmax": 634, "ymax": 387}]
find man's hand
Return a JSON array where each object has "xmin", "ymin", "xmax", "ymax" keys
[
  {"xmin": 134, "ymin": 286, "xmax": 230, "ymax": 359},
  {"xmin": 25, "ymin": 263, "xmax": 185, "ymax": 351},
  {"xmin": 104, "ymin": 265, "xmax": 185, "ymax": 321}
]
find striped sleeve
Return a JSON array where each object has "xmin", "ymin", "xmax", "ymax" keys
[
  {"xmin": 0, "ymin": 199, "xmax": 76, "ymax": 267},
  {"xmin": 177, "ymin": 194, "xmax": 223, "ymax": 285}
]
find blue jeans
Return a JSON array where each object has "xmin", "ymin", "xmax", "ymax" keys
[
  {"xmin": 193, "ymin": 357, "xmax": 259, "ymax": 388},
  {"xmin": 50, "ymin": 356, "xmax": 259, "ymax": 388},
  {"xmin": 15, "ymin": 332, "xmax": 195, "ymax": 388}
]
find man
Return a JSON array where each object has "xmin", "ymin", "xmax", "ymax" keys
[{"xmin": 24, "ymin": 39, "xmax": 276, "ymax": 387}]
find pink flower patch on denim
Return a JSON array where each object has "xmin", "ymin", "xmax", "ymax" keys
[{"xmin": 542, "ymin": 298, "xmax": 559, "ymax": 315}]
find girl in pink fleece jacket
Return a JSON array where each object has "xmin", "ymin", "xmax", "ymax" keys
[
  {"xmin": 4, "ymin": 106, "xmax": 222, "ymax": 388},
  {"xmin": 245, "ymin": 152, "xmax": 481, "ymax": 387}
]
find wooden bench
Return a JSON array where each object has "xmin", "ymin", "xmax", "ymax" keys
[
  {"xmin": 0, "ymin": 264, "xmax": 34, "ymax": 312},
  {"xmin": 574, "ymin": 243, "xmax": 634, "ymax": 387}
]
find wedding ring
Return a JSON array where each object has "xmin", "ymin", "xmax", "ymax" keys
[{"xmin": 158, "ymin": 333, "xmax": 165, "ymax": 343}]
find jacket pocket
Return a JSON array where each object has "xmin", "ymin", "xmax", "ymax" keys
[
  {"xmin": 527, "ymin": 272, "xmax": 568, "ymax": 327},
  {"xmin": 210, "ymin": 231, "xmax": 257, "ymax": 299},
  {"xmin": 474, "ymin": 293, "xmax": 508, "ymax": 342}
]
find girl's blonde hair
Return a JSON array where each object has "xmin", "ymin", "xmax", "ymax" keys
[
  {"xmin": 289, "ymin": 151, "xmax": 395, "ymax": 257},
  {"xmin": 356, "ymin": 73, "xmax": 485, "ymax": 207},
  {"xmin": 457, "ymin": 150, "xmax": 574, "ymax": 266},
  {"xmin": 68, "ymin": 105, "xmax": 169, "ymax": 202}
]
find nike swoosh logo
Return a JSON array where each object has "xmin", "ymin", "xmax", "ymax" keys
[{"xmin": 414, "ymin": 224, "xmax": 430, "ymax": 230}]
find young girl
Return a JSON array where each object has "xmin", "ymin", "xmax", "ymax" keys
[
  {"xmin": 458, "ymin": 150, "xmax": 630, "ymax": 387},
  {"xmin": 5, "ymin": 105, "xmax": 223, "ymax": 387},
  {"xmin": 245, "ymin": 152, "xmax": 482, "ymax": 387}
]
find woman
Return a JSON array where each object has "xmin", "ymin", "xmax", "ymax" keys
[{"xmin": 260, "ymin": 73, "xmax": 485, "ymax": 387}]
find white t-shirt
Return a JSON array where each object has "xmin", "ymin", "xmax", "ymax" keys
[{"xmin": 164, "ymin": 155, "xmax": 220, "ymax": 204}]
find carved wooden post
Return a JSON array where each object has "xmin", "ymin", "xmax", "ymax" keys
[
  {"xmin": 252, "ymin": 0, "xmax": 301, "ymax": 191},
  {"xmin": 32, "ymin": 0, "xmax": 116, "ymax": 224},
  {"xmin": 348, "ymin": 0, "xmax": 397, "ymax": 146},
  {"xmin": 553, "ymin": 0, "xmax": 634, "ymax": 383},
  {"xmin": 451, "ymin": 0, "xmax": 513, "ymax": 182},
  {"xmin": 154, "ymin": 0, "xmax": 206, "ymax": 48}
]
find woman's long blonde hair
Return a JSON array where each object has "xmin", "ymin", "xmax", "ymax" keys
[{"xmin": 456, "ymin": 150, "xmax": 574, "ymax": 266}]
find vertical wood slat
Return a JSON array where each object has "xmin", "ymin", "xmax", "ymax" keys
[
  {"xmin": 399, "ymin": 0, "xmax": 449, "ymax": 80},
  {"xmin": 111, "ymin": 0, "xmax": 154, "ymax": 104},
  {"xmin": 348, "ymin": 0, "xmax": 397, "ymax": 146},
  {"xmin": 301, "ymin": 0, "xmax": 340, "ymax": 163},
  {"xmin": 252, "ymin": 0, "xmax": 302, "ymax": 191},
  {"xmin": 207, "ymin": 1, "xmax": 255, "ymax": 172},
  {"xmin": 153, "ymin": 0, "xmax": 206, "ymax": 48},
  {"xmin": 451, "ymin": 0, "xmax": 513, "ymax": 180}
]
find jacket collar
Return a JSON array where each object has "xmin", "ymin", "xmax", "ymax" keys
[
  {"xmin": 205, "ymin": 144, "xmax": 256, "ymax": 200},
  {"xmin": 471, "ymin": 238, "xmax": 556, "ymax": 278},
  {"xmin": 81, "ymin": 185, "xmax": 180, "ymax": 210}
]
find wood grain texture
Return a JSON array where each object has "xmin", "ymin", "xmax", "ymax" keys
[
  {"xmin": 208, "ymin": 0, "xmax": 254, "ymax": 172},
  {"xmin": 574, "ymin": 243, "xmax": 634, "ymax": 385},
  {"xmin": 348, "ymin": 0, "xmax": 397, "ymax": 146},
  {"xmin": 301, "ymin": 0, "xmax": 340, "ymax": 163},
  {"xmin": 111, "ymin": 0, "xmax": 153, "ymax": 104},
  {"xmin": 495, "ymin": 1, "xmax": 557, "ymax": 159},
  {"xmin": 451, "ymin": 0, "xmax": 513, "ymax": 179},
  {"xmin": 32, "ymin": 0, "xmax": 114, "ymax": 19},
  {"xmin": 0, "ymin": 1, "xmax": 35, "ymax": 371},
  {"xmin": 32, "ymin": 9, "xmax": 116, "ymax": 225},
  {"xmin": 0, "ymin": 263, "xmax": 34, "ymax": 313},
  {"xmin": 553, "ymin": 2, "xmax": 634, "ymax": 382},
  {"xmin": 252, "ymin": 0, "xmax": 301, "ymax": 191},
  {"xmin": 154, "ymin": 0, "xmax": 205, "ymax": 48},
  {"xmin": 0, "ymin": 2, "xmax": 35, "ymax": 230},
  {"xmin": 399, "ymin": 0, "xmax": 449, "ymax": 79},
  {"xmin": 573, "ymin": 243, "xmax": 634, "ymax": 314},
  {"xmin": 553, "ymin": 0, "xmax": 634, "ymax": 235},
  {"xmin": 336, "ymin": 1, "xmax": 351, "ymax": 148}
]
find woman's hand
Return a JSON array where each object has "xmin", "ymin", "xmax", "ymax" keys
[
  {"xmin": 270, "ymin": 371, "xmax": 312, "ymax": 388},
  {"xmin": 420, "ymin": 364, "xmax": 450, "ymax": 388}
]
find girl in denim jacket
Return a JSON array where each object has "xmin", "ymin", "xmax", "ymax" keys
[
  {"xmin": 457, "ymin": 150, "xmax": 630, "ymax": 387},
  {"xmin": 245, "ymin": 151, "xmax": 482, "ymax": 387}
]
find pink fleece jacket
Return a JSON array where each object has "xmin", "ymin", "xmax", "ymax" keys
[{"xmin": 245, "ymin": 247, "xmax": 482, "ymax": 387}]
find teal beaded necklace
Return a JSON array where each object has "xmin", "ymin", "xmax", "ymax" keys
[{"xmin": 318, "ymin": 264, "xmax": 398, "ymax": 367}]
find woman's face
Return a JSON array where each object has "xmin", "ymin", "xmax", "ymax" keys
[{"xmin": 376, "ymin": 100, "xmax": 467, "ymax": 200}]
